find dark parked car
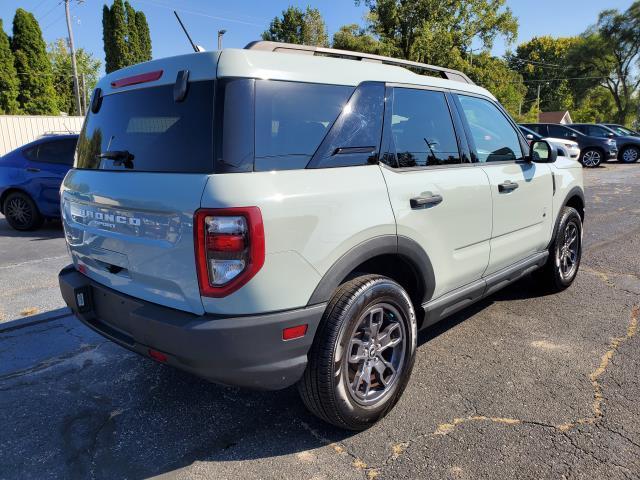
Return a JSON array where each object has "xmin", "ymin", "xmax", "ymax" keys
[
  {"xmin": 522, "ymin": 123, "xmax": 617, "ymax": 168},
  {"xmin": 0, "ymin": 134, "xmax": 78, "ymax": 230},
  {"xmin": 571, "ymin": 123, "xmax": 640, "ymax": 164},
  {"xmin": 601, "ymin": 124, "xmax": 640, "ymax": 137}
]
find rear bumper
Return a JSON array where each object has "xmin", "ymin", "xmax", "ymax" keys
[{"xmin": 58, "ymin": 265, "xmax": 325, "ymax": 390}]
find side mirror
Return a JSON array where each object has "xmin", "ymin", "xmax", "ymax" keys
[
  {"xmin": 526, "ymin": 134, "xmax": 534, "ymax": 140},
  {"xmin": 529, "ymin": 140, "xmax": 557, "ymax": 163},
  {"xmin": 606, "ymin": 132, "xmax": 614, "ymax": 138}
]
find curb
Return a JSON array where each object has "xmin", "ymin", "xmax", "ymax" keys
[{"xmin": 0, "ymin": 308, "xmax": 72, "ymax": 333}]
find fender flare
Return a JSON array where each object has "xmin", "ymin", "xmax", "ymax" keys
[
  {"xmin": 307, "ymin": 235, "xmax": 435, "ymax": 305},
  {"xmin": 547, "ymin": 186, "xmax": 585, "ymax": 249}
]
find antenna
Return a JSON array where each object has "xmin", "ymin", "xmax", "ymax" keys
[{"xmin": 173, "ymin": 10, "xmax": 199, "ymax": 53}]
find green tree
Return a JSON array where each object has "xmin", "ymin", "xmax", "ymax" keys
[
  {"xmin": 135, "ymin": 11, "xmax": 152, "ymax": 62},
  {"xmin": 103, "ymin": 0, "xmax": 150, "ymax": 72},
  {"xmin": 572, "ymin": 87, "xmax": 616, "ymax": 123},
  {"xmin": 262, "ymin": 6, "xmax": 329, "ymax": 47},
  {"xmin": 48, "ymin": 39, "xmax": 101, "ymax": 115},
  {"xmin": 11, "ymin": 8, "xmax": 57, "ymax": 114},
  {"xmin": 358, "ymin": 0, "xmax": 517, "ymax": 64},
  {"xmin": 332, "ymin": 23, "xmax": 390, "ymax": 55},
  {"xmin": 466, "ymin": 53, "xmax": 526, "ymax": 120},
  {"xmin": 567, "ymin": 2, "xmax": 640, "ymax": 124},
  {"xmin": 0, "ymin": 18, "xmax": 20, "ymax": 114},
  {"xmin": 124, "ymin": 1, "xmax": 140, "ymax": 64},
  {"xmin": 507, "ymin": 36, "xmax": 580, "ymax": 113}
]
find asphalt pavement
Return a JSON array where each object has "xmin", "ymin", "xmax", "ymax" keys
[{"xmin": 0, "ymin": 163, "xmax": 639, "ymax": 479}]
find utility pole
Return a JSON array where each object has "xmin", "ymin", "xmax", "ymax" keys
[
  {"xmin": 217, "ymin": 29, "xmax": 226, "ymax": 50},
  {"xmin": 536, "ymin": 83, "xmax": 541, "ymax": 121},
  {"xmin": 64, "ymin": 0, "xmax": 82, "ymax": 116}
]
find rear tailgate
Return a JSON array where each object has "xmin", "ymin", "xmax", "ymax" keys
[{"xmin": 61, "ymin": 54, "xmax": 218, "ymax": 315}]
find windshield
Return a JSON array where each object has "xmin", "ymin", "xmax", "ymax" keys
[
  {"xmin": 76, "ymin": 81, "xmax": 214, "ymax": 173},
  {"xmin": 608, "ymin": 125, "xmax": 637, "ymax": 136}
]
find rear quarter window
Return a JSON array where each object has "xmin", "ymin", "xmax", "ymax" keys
[{"xmin": 254, "ymin": 81, "xmax": 353, "ymax": 171}]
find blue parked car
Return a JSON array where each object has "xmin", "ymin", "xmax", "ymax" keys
[{"xmin": 0, "ymin": 134, "xmax": 78, "ymax": 230}]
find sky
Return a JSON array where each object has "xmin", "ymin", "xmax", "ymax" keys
[{"xmin": 1, "ymin": 0, "xmax": 636, "ymax": 75}]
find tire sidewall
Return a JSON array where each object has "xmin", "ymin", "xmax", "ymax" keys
[
  {"xmin": 331, "ymin": 279, "xmax": 417, "ymax": 427},
  {"xmin": 552, "ymin": 209, "xmax": 582, "ymax": 288}
]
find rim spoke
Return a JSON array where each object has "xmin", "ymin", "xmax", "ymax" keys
[
  {"xmin": 373, "ymin": 359, "xmax": 391, "ymax": 386},
  {"xmin": 348, "ymin": 337, "xmax": 366, "ymax": 364},
  {"xmin": 367, "ymin": 308, "xmax": 383, "ymax": 340},
  {"xmin": 377, "ymin": 322, "xmax": 402, "ymax": 351},
  {"xmin": 352, "ymin": 363, "xmax": 373, "ymax": 398}
]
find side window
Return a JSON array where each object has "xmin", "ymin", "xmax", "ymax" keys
[
  {"xmin": 457, "ymin": 95, "xmax": 523, "ymax": 162},
  {"xmin": 215, "ymin": 78, "xmax": 255, "ymax": 173},
  {"xmin": 35, "ymin": 139, "xmax": 77, "ymax": 165},
  {"xmin": 309, "ymin": 82, "xmax": 384, "ymax": 168},
  {"xmin": 587, "ymin": 125, "xmax": 609, "ymax": 137},
  {"xmin": 548, "ymin": 125, "xmax": 573, "ymax": 139},
  {"xmin": 386, "ymin": 88, "xmax": 461, "ymax": 168},
  {"xmin": 254, "ymin": 80, "xmax": 353, "ymax": 171},
  {"xmin": 23, "ymin": 146, "xmax": 39, "ymax": 161}
]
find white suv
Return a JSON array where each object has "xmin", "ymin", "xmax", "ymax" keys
[{"xmin": 58, "ymin": 41, "xmax": 585, "ymax": 430}]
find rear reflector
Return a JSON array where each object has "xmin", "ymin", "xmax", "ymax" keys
[
  {"xmin": 207, "ymin": 234, "xmax": 245, "ymax": 252},
  {"xmin": 111, "ymin": 70, "xmax": 163, "ymax": 88},
  {"xmin": 148, "ymin": 349, "xmax": 168, "ymax": 362},
  {"xmin": 282, "ymin": 324, "xmax": 308, "ymax": 341}
]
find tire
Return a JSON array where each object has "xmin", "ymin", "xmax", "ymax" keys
[
  {"xmin": 298, "ymin": 274, "xmax": 417, "ymax": 430},
  {"xmin": 2, "ymin": 191, "xmax": 43, "ymax": 231},
  {"xmin": 534, "ymin": 206, "xmax": 582, "ymax": 293},
  {"xmin": 620, "ymin": 145, "xmax": 639, "ymax": 163},
  {"xmin": 580, "ymin": 148, "xmax": 602, "ymax": 168}
]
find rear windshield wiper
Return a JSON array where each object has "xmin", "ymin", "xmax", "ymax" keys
[{"xmin": 96, "ymin": 150, "xmax": 135, "ymax": 169}]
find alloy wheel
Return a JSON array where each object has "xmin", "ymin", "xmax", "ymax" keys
[
  {"xmin": 582, "ymin": 150, "xmax": 601, "ymax": 167},
  {"xmin": 557, "ymin": 221, "xmax": 579, "ymax": 280},
  {"xmin": 5, "ymin": 196, "xmax": 32, "ymax": 228},
  {"xmin": 344, "ymin": 303, "xmax": 407, "ymax": 406},
  {"xmin": 622, "ymin": 147, "xmax": 639, "ymax": 163}
]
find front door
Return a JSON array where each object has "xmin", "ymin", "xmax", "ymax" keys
[
  {"xmin": 380, "ymin": 86, "xmax": 492, "ymax": 299},
  {"xmin": 454, "ymin": 94, "xmax": 553, "ymax": 275}
]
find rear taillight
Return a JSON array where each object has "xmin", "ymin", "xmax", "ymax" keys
[{"xmin": 194, "ymin": 207, "xmax": 265, "ymax": 297}]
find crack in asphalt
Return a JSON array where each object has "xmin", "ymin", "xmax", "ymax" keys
[
  {"xmin": 298, "ymin": 420, "xmax": 377, "ymax": 479},
  {"xmin": 376, "ymin": 304, "xmax": 639, "ymax": 476}
]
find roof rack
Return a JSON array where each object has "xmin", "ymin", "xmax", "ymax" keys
[{"xmin": 244, "ymin": 40, "xmax": 474, "ymax": 85}]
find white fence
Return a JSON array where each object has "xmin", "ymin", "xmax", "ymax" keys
[{"xmin": 0, "ymin": 115, "xmax": 85, "ymax": 156}]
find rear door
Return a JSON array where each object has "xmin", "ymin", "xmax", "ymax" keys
[
  {"xmin": 25, "ymin": 137, "xmax": 75, "ymax": 216},
  {"xmin": 61, "ymin": 75, "xmax": 215, "ymax": 315},
  {"xmin": 380, "ymin": 86, "xmax": 492, "ymax": 299},
  {"xmin": 454, "ymin": 94, "xmax": 553, "ymax": 274}
]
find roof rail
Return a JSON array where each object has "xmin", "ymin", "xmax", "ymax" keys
[{"xmin": 244, "ymin": 40, "xmax": 474, "ymax": 85}]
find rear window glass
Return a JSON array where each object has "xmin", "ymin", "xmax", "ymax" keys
[
  {"xmin": 76, "ymin": 81, "xmax": 214, "ymax": 172},
  {"xmin": 254, "ymin": 80, "xmax": 353, "ymax": 171}
]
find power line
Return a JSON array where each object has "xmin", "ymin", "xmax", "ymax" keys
[
  {"xmin": 134, "ymin": 0, "xmax": 266, "ymax": 27},
  {"xmin": 509, "ymin": 57, "xmax": 564, "ymax": 69}
]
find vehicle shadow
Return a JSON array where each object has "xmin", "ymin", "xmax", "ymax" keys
[
  {"xmin": 0, "ymin": 216, "xmax": 64, "ymax": 239},
  {"xmin": 0, "ymin": 274, "xmax": 547, "ymax": 479}
]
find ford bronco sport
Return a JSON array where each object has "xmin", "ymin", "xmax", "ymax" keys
[{"xmin": 58, "ymin": 41, "xmax": 585, "ymax": 430}]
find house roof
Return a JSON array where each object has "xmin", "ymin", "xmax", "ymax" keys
[{"xmin": 538, "ymin": 111, "xmax": 572, "ymax": 123}]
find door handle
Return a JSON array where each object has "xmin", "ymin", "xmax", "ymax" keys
[
  {"xmin": 25, "ymin": 167, "xmax": 40, "ymax": 173},
  {"xmin": 498, "ymin": 180, "xmax": 519, "ymax": 193},
  {"xmin": 410, "ymin": 193, "xmax": 443, "ymax": 209}
]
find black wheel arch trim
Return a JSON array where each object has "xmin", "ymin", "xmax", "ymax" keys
[
  {"xmin": 547, "ymin": 186, "xmax": 585, "ymax": 250},
  {"xmin": 307, "ymin": 235, "xmax": 436, "ymax": 306}
]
